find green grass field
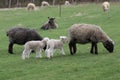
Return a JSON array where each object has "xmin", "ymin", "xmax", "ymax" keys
[{"xmin": 0, "ymin": 3, "xmax": 120, "ymax": 80}]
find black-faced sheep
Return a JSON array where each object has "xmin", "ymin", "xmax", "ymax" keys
[
  {"xmin": 40, "ymin": 17, "xmax": 58, "ymax": 30},
  {"xmin": 27, "ymin": 3, "xmax": 36, "ymax": 11},
  {"xmin": 22, "ymin": 37, "xmax": 49, "ymax": 60},
  {"xmin": 6, "ymin": 27, "xmax": 43, "ymax": 54},
  {"xmin": 45, "ymin": 36, "xmax": 67, "ymax": 59},
  {"xmin": 102, "ymin": 1, "xmax": 110, "ymax": 12},
  {"xmin": 68, "ymin": 24, "xmax": 114, "ymax": 55}
]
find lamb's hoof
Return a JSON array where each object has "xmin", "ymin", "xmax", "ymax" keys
[{"xmin": 36, "ymin": 57, "xmax": 42, "ymax": 59}]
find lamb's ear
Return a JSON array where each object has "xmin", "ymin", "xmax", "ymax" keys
[
  {"xmin": 53, "ymin": 17, "xmax": 55, "ymax": 20},
  {"xmin": 48, "ymin": 17, "xmax": 50, "ymax": 19}
]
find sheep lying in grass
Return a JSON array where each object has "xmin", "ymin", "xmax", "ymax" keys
[
  {"xmin": 27, "ymin": 3, "xmax": 36, "ymax": 11},
  {"xmin": 45, "ymin": 36, "xmax": 67, "ymax": 59},
  {"xmin": 102, "ymin": 1, "xmax": 110, "ymax": 12},
  {"xmin": 65, "ymin": 1, "xmax": 70, "ymax": 6},
  {"xmin": 41, "ymin": 17, "xmax": 58, "ymax": 30},
  {"xmin": 68, "ymin": 24, "xmax": 114, "ymax": 55},
  {"xmin": 41, "ymin": 1, "xmax": 50, "ymax": 7},
  {"xmin": 22, "ymin": 37, "xmax": 49, "ymax": 60},
  {"xmin": 6, "ymin": 27, "xmax": 43, "ymax": 54}
]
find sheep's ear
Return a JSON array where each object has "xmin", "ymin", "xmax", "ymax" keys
[
  {"xmin": 48, "ymin": 17, "xmax": 50, "ymax": 19},
  {"xmin": 53, "ymin": 17, "xmax": 55, "ymax": 20}
]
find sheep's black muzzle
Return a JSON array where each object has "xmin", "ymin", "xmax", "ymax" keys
[{"xmin": 103, "ymin": 40, "xmax": 114, "ymax": 53}]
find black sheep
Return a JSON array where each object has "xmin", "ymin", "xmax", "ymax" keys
[{"xmin": 6, "ymin": 27, "xmax": 43, "ymax": 54}]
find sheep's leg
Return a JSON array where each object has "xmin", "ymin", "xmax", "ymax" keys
[
  {"xmin": 51, "ymin": 49, "xmax": 55, "ymax": 58},
  {"xmin": 69, "ymin": 40, "xmax": 76, "ymax": 55},
  {"xmin": 90, "ymin": 42, "xmax": 98, "ymax": 54},
  {"xmin": 22, "ymin": 49, "xmax": 31, "ymax": 60},
  {"xmin": 8, "ymin": 42, "xmax": 14, "ymax": 54},
  {"xmin": 46, "ymin": 49, "xmax": 51, "ymax": 59},
  {"xmin": 95, "ymin": 43, "xmax": 98, "ymax": 54},
  {"xmin": 26, "ymin": 50, "xmax": 31, "ymax": 59},
  {"xmin": 69, "ymin": 41, "xmax": 74, "ymax": 55},
  {"xmin": 61, "ymin": 48, "xmax": 65, "ymax": 55},
  {"xmin": 90, "ymin": 42, "xmax": 94, "ymax": 54},
  {"xmin": 49, "ymin": 48, "xmax": 54, "ymax": 58},
  {"xmin": 22, "ymin": 50, "xmax": 26, "ymax": 60},
  {"xmin": 73, "ymin": 42, "xmax": 77, "ymax": 54},
  {"xmin": 36, "ymin": 49, "xmax": 42, "ymax": 58}
]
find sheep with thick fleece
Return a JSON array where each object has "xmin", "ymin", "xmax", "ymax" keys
[
  {"xmin": 45, "ymin": 36, "xmax": 67, "ymax": 59},
  {"xmin": 41, "ymin": 1, "xmax": 50, "ymax": 7},
  {"xmin": 65, "ymin": 1, "xmax": 70, "ymax": 5},
  {"xmin": 102, "ymin": 1, "xmax": 110, "ymax": 12},
  {"xmin": 27, "ymin": 3, "xmax": 36, "ymax": 11},
  {"xmin": 6, "ymin": 27, "xmax": 43, "ymax": 54},
  {"xmin": 22, "ymin": 37, "xmax": 49, "ymax": 60},
  {"xmin": 68, "ymin": 24, "xmax": 114, "ymax": 55}
]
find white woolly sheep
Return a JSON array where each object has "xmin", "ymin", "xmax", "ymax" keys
[
  {"xmin": 65, "ymin": 1, "xmax": 70, "ymax": 6},
  {"xmin": 102, "ymin": 1, "xmax": 110, "ymax": 12},
  {"xmin": 68, "ymin": 24, "xmax": 114, "ymax": 55},
  {"xmin": 41, "ymin": 1, "xmax": 50, "ymax": 7},
  {"xmin": 27, "ymin": 3, "xmax": 36, "ymax": 11},
  {"xmin": 6, "ymin": 27, "xmax": 43, "ymax": 54},
  {"xmin": 22, "ymin": 37, "xmax": 49, "ymax": 60},
  {"xmin": 45, "ymin": 36, "xmax": 67, "ymax": 59}
]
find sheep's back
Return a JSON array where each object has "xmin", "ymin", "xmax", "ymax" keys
[
  {"xmin": 69, "ymin": 24, "xmax": 105, "ymax": 44},
  {"xmin": 25, "ymin": 41, "xmax": 44, "ymax": 49},
  {"xmin": 7, "ymin": 27, "xmax": 43, "ymax": 44},
  {"xmin": 47, "ymin": 39, "xmax": 63, "ymax": 49}
]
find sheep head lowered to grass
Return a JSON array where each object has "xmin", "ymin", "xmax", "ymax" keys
[
  {"xmin": 40, "ymin": 17, "xmax": 58, "ymax": 30},
  {"xmin": 68, "ymin": 24, "xmax": 114, "ymax": 55},
  {"xmin": 27, "ymin": 3, "xmax": 36, "ymax": 11},
  {"xmin": 6, "ymin": 27, "xmax": 43, "ymax": 54}
]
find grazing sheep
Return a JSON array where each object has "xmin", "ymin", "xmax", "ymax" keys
[
  {"xmin": 22, "ymin": 37, "xmax": 49, "ymax": 60},
  {"xmin": 27, "ymin": 3, "xmax": 36, "ymax": 11},
  {"xmin": 40, "ymin": 17, "xmax": 58, "ymax": 30},
  {"xmin": 68, "ymin": 24, "xmax": 114, "ymax": 55},
  {"xmin": 65, "ymin": 1, "xmax": 70, "ymax": 6},
  {"xmin": 102, "ymin": 1, "xmax": 110, "ymax": 12},
  {"xmin": 6, "ymin": 27, "xmax": 43, "ymax": 54},
  {"xmin": 41, "ymin": 1, "xmax": 50, "ymax": 7},
  {"xmin": 45, "ymin": 36, "xmax": 67, "ymax": 59}
]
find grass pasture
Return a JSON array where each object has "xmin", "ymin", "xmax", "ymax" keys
[{"xmin": 0, "ymin": 3, "xmax": 120, "ymax": 80}]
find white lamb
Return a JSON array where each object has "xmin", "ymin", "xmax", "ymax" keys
[
  {"xmin": 41, "ymin": 1, "xmax": 50, "ymax": 7},
  {"xmin": 102, "ymin": 1, "xmax": 110, "ymax": 12},
  {"xmin": 65, "ymin": 1, "xmax": 70, "ymax": 6},
  {"xmin": 27, "ymin": 3, "xmax": 36, "ymax": 11},
  {"xmin": 45, "ymin": 36, "xmax": 67, "ymax": 59},
  {"xmin": 22, "ymin": 37, "xmax": 49, "ymax": 60}
]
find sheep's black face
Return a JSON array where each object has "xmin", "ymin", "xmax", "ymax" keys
[
  {"xmin": 48, "ymin": 17, "xmax": 55, "ymax": 24},
  {"xmin": 103, "ymin": 40, "xmax": 114, "ymax": 53}
]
